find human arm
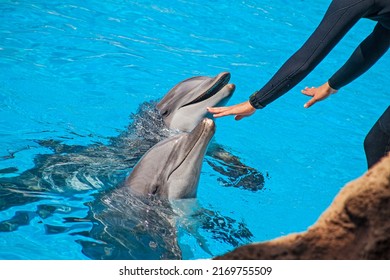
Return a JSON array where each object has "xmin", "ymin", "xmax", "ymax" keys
[
  {"xmin": 301, "ymin": 22, "xmax": 390, "ymax": 108},
  {"xmin": 208, "ymin": 0, "xmax": 372, "ymax": 119},
  {"xmin": 328, "ymin": 22, "xmax": 390, "ymax": 90},
  {"xmin": 249, "ymin": 0, "xmax": 372, "ymax": 109}
]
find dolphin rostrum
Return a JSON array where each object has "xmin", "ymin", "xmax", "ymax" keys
[{"xmin": 124, "ymin": 118, "xmax": 215, "ymax": 199}]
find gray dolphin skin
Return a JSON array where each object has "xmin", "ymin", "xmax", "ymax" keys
[
  {"xmin": 157, "ymin": 72, "xmax": 234, "ymax": 132},
  {"xmin": 124, "ymin": 118, "xmax": 215, "ymax": 199}
]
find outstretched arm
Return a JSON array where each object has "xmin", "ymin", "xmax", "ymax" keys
[
  {"xmin": 301, "ymin": 22, "xmax": 390, "ymax": 108},
  {"xmin": 249, "ymin": 0, "xmax": 372, "ymax": 109},
  {"xmin": 328, "ymin": 22, "xmax": 390, "ymax": 90},
  {"xmin": 208, "ymin": 0, "xmax": 373, "ymax": 119}
]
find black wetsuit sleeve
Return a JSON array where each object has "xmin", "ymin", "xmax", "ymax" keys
[
  {"xmin": 328, "ymin": 22, "xmax": 390, "ymax": 89},
  {"xmin": 249, "ymin": 0, "xmax": 373, "ymax": 109}
]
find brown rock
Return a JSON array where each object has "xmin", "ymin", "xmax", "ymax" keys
[{"xmin": 215, "ymin": 153, "xmax": 390, "ymax": 260}]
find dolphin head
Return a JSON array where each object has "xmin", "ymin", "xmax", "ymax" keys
[
  {"xmin": 157, "ymin": 72, "xmax": 234, "ymax": 132},
  {"xmin": 124, "ymin": 118, "xmax": 215, "ymax": 200}
]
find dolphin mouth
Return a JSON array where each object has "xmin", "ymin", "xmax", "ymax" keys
[{"xmin": 182, "ymin": 72, "xmax": 230, "ymax": 107}]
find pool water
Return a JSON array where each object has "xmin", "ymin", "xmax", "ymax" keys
[{"xmin": 0, "ymin": 0, "xmax": 388, "ymax": 259}]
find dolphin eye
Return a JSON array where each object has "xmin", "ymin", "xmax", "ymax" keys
[{"xmin": 161, "ymin": 110, "xmax": 169, "ymax": 117}]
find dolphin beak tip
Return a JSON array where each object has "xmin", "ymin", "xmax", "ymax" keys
[
  {"xmin": 223, "ymin": 71, "xmax": 231, "ymax": 79},
  {"xmin": 204, "ymin": 118, "xmax": 214, "ymax": 125},
  {"xmin": 203, "ymin": 118, "xmax": 216, "ymax": 131},
  {"xmin": 228, "ymin": 84, "xmax": 236, "ymax": 91}
]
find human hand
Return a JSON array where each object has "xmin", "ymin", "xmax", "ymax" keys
[
  {"xmin": 207, "ymin": 101, "xmax": 256, "ymax": 121},
  {"xmin": 301, "ymin": 82, "xmax": 338, "ymax": 108}
]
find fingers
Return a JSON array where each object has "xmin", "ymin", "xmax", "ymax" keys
[
  {"xmin": 208, "ymin": 101, "xmax": 255, "ymax": 119},
  {"xmin": 301, "ymin": 86, "xmax": 315, "ymax": 96},
  {"xmin": 207, "ymin": 107, "xmax": 228, "ymax": 114},
  {"xmin": 207, "ymin": 107, "xmax": 233, "ymax": 118},
  {"xmin": 208, "ymin": 106, "xmax": 242, "ymax": 118},
  {"xmin": 302, "ymin": 86, "xmax": 320, "ymax": 108},
  {"xmin": 304, "ymin": 97, "xmax": 317, "ymax": 108},
  {"xmin": 213, "ymin": 111, "xmax": 233, "ymax": 118}
]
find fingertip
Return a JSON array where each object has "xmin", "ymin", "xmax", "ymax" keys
[
  {"xmin": 304, "ymin": 102, "xmax": 314, "ymax": 108},
  {"xmin": 208, "ymin": 107, "xmax": 223, "ymax": 113},
  {"xmin": 207, "ymin": 107, "xmax": 216, "ymax": 113}
]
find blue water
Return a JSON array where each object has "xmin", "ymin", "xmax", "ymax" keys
[{"xmin": 0, "ymin": 0, "xmax": 388, "ymax": 259}]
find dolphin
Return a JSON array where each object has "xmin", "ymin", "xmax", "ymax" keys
[
  {"xmin": 124, "ymin": 118, "xmax": 215, "ymax": 199},
  {"xmin": 157, "ymin": 72, "xmax": 234, "ymax": 132},
  {"xmin": 79, "ymin": 119, "xmax": 253, "ymax": 259}
]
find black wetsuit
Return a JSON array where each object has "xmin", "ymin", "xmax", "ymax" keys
[
  {"xmin": 249, "ymin": 0, "xmax": 390, "ymax": 169},
  {"xmin": 249, "ymin": 0, "xmax": 390, "ymax": 108}
]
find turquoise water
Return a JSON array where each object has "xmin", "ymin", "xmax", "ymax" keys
[{"xmin": 0, "ymin": 0, "xmax": 388, "ymax": 259}]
